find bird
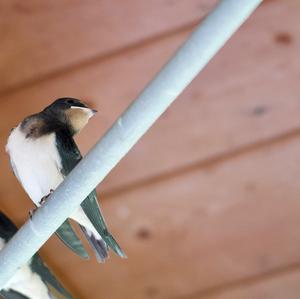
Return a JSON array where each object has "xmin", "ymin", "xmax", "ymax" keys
[
  {"xmin": 6, "ymin": 98, "xmax": 126, "ymax": 262},
  {"xmin": 0, "ymin": 211, "xmax": 72, "ymax": 299}
]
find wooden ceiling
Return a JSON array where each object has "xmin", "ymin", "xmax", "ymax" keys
[{"xmin": 1, "ymin": 0, "xmax": 300, "ymax": 298}]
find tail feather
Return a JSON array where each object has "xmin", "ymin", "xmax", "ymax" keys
[
  {"xmin": 80, "ymin": 226, "xmax": 109, "ymax": 263},
  {"xmin": 102, "ymin": 231, "xmax": 127, "ymax": 259},
  {"xmin": 80, "ymin": 194, "xmax": 126, "ymax": 258}
]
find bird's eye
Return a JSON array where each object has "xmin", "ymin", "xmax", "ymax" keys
[{"xmin": 67, "ymin": 99, "xmax": 76, "ymax": 105}]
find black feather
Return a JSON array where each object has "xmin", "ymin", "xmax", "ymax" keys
[
  {"xmin": 80, "ymin": 225, "xmax": 108, "ymax": 263},
  {"xmin": 0, "ymin": 290, "xmax": 29, "ymax": 299},
  {"xmin": 0, "ymin": 212, "xmax": 18, "ymax": 242},
  {"xmin": 55, "ymin": 128, "xmax": 126, "ymax": 259},
  {"xmin": 0, "ymin": 212, "xmax": 72, "ymax": 299},
  {"xmin": 55, "ymin": 220, "xmax": 89, "ymax": 260},
  {"xmin": 31, "ymin": 254, "xmax": 72, "ymax": 299}
]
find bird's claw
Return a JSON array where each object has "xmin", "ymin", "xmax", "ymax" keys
[
  {"xmin": 29, "ymin": 208, "xmax": 37, "ymax": 220},
  {"xmin": 39, "ymin": 197, "xmax": 46, "ymax": 206},
  {"xmin": 38, "ymin": 189, "xmax": 54, "ymax": 205},
  {"xmin": 30, "ymin": 189, "xmax": 54, "ymax": 219}
]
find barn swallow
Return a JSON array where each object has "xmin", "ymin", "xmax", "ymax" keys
[
  {"xmin": 6, "ymin": 98, "xmax": 126, "ymax": 262},
  {"xmin": 0, "ymin": 211, "xmax": 72, "ymax": 299}
]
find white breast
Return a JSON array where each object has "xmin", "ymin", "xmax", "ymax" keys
[
  {"xmin": 3, "ymin": 264, "xmax": 51, "ymax": 299},
  {"xmin": 1, "ymin": 238, "xmax": 51, "ymax": 299},
  {"xmin": 6, "ymin": 125, "xmax": 64, "ymax": 205},
  {"xmin": 6, "ymin": 125, "xmax": 98, "ymax": 240}
]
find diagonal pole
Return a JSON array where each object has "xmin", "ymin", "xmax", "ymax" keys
[{"xmin": 0, "ymin": 0, "xmax": 262, "ymax": 288}]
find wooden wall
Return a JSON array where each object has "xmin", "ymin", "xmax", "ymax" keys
[{"xmin": 1, "ymin": 0, "xmax": 300, "ymax": 298}]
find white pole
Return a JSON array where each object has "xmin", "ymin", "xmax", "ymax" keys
[{"xmin": 0, "ymin": 0, "xmax": 262, "ymax": 287}]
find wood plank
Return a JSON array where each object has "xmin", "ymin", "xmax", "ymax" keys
[
  {"xmin": 39, "ymin": 131, "xmax": 300, "ymax": 298},
  {"xmin": 201, "ymin": 267, "xmax": 300, "ymax": 299},
  {"xmin": 0, "ymin": 0, "xmax": 299, "ymax": 195},
  {"xmin": 0, "ymin": 2, "xmax": 299, "ymax": 297},
  {"xmin": 0, "ymin": 0, "xmax": 216, "ymax": 92}
]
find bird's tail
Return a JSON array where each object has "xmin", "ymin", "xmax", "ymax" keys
[
  {"xmin": 101, "ymin": 230, "xmax": 127, "ymax": 259},
  {"xmin": 80, "ymin": 225, "xmax": 109, "ymax": 263},
  {"xmin": 81, "ymin": 193, "xmax": 127, "ymax": 259}
]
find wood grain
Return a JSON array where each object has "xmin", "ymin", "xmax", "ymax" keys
[
  {"xmin": 0, "ymin": 1, "xmax": 299, "ymax": 298},
  {"xmin": 0, "ymin": 0, "xmax": 299, "ymax": 195},
  {"xmin": 0, "ymin": 0, "xmax": 216, "ymax": 93},
  {"xmin": 200, "ymin": 266, "xmax": 300, "ymax": 299},
  {"xmin": 38, "ymin": 132, "xmax": 300, "ymax": 299}
]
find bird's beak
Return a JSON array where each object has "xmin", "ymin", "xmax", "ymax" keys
[{"xmin": 70, "ymin": 106, "xmax": 97, "ymax": 118}]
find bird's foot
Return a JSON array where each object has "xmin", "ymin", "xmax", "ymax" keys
[
  {"xmin": 29, "ymin": 207, "xmax": 37, "ymax": 219},
  {"xmin": 29, "ymin": 189, "xmax": 54, "ymax": 219},
  {"xmin": 39, "ymin": 189, "xmax": 54, "ymax": 205}
]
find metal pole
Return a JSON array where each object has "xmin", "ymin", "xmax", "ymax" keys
[{"xmin": 0, "ymin": 0, "xmax": 262, "ymax": 287}]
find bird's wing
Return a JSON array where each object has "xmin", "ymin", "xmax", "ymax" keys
[
  {"xmin": 0, "ymin": 213, "xmax": 71, "ymax": 299},
  {"xmin": 30, "ymin": 254, "xmax": 72, "ymax": 299},
  {"xmin": 0, "ymin": 290, "xmax": 28, "ymax": 299},
  {"xmin": 7, "ymin": 146, "xmax": 88, "ymax": 260},
  {"xmin": 80, "ymin": 191, "xmax": 126, "ymax": 257},
  {"xmin": 0, "ymin": 212, "xmax": 18, "ymax": 242},
  {"xmin": 55, "ymin": 220, "xmax": 89, "ymax": 260},
  {"xmin": 0, "ymin": 256, "xmax": 71, "ymax": 299},
  {"xmin": 55, "ymin": 129, "xmax": 126, "ymax": 258}
]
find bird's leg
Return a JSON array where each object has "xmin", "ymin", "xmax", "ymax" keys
[
  {"xmin": 39, "ymin": 189, "xmax": 54, "ymax": 205},
  {"xmin": 29, "ymin": 189, "xmax": 55, "ymax": 219},
  {"xmin": 29, "ymin": 205, "xmax": 38, "ymax": 219}
]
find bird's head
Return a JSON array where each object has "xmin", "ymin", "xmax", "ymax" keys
[{"xmin": 43, "ymin": 98, "xmax": 97, "ymax": 135}]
